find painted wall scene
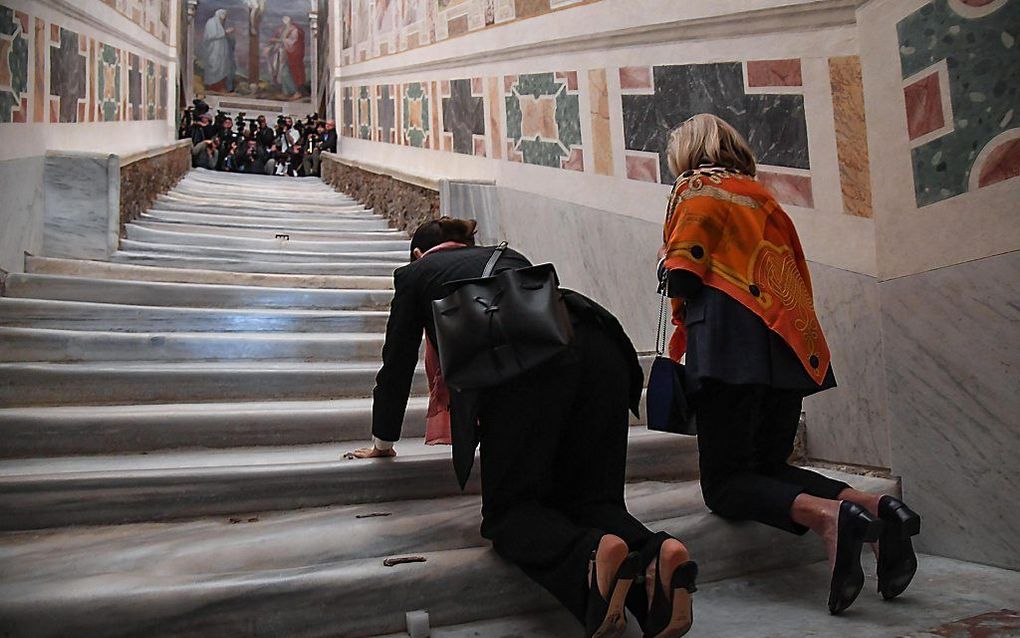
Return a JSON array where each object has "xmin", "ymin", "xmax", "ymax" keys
[{"xmin": 194, "ymin": 0, "xmax": 312, "ymax": 102}]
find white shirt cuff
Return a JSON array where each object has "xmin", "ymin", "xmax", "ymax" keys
[{"xmin": 372, "ymin": 437, "xmax": 394, "ymax": 451}]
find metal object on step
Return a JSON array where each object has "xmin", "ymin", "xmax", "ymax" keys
[
  {"xmin": 355, "ymin": 512, "xmax": 392, "ymax": 519},
  {"xmin": 405, "ymin": 610, "xmax": 430, "ymax": 638},
  {"xmin": 275, "ymin": 233, "xmax": 290, "ymax": 240},
  {"xmin": 383, "ymin": 556, "xmax": 427, "ymax": 567}
]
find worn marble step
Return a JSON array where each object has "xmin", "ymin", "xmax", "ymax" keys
[
  {"xmin": 170, "ymin": 182, "xmax": 355, "ymax": 199},
  {"xmin": 132, "ymin": 220, "xmax": 404, "ymax": 242},
  {"xmin": 0, "ymin": 471, "xmax": 896, "ymax": 637},
  {"xmin": 164, "ymin": 194, "xmax": 364, "ymax": 213},
  {"xmin": 109, "ymin": 251, "xmax": 403, "ymax": 276},
  {"xmin": 185, "ymin": 168, "xmax": 337, "ymax": 189},
  {"xmin": 0, "ymin": 430, "xmax": 700, "ymax": 530},
  {"xmin": 4, "ymin": 273, "xmax": 393, "ymax": 310},
  {"xmin": 25, "ymin": 256, "xmax": 395, "ymax": 290},
  {"xmin": 0, "ymin": 360, "xmax": 424, "ymax": 407},
  {"xmin": 140, "ymin": 209, "xmax": 394, "ymax": 231},
  {"xmin": 150, "ymin": 198, "xmax": 374, "ymax": 220},
  {"xmin": 0, "ymin": 298, "xmax": 390, "ymax": 334},
  {"xmin": 0, "ymin": 397, "xmax": 429, "ymax": 458},
  {"xmin": 0, "ymin": 328, "xmax": 385, "ymax": 363},
  {"xmin": 119, "ymin": 239, "xmax": 408, "ymax": 264},
  {"xmin": 124, "ymin": 224, "xmax": 412, "ymax": 254}
]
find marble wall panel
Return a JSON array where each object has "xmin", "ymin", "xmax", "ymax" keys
[
  {"xmin": 588, "ymin": 68, "xmax": 613, "ymax": 176},
  {"xmin": 341, "ymin": 0, "xmax": 601, "ymax": 64},
  {"xmin": 96, "ymin": 44, "xmax": 121, "ymax": 122},
  {"xmin": 0, "ymin": 156, "xmax": 45, "ymax": 275},
  {"xmin": 802, "ymin": 262, "xmax": 890, "ymax": 467},
  {"xmin": 504, "ymin": 71, "xmax": 581, "ymax": 170},
  {"xmin": 881, "ymin": 249, "xmax": 1020, "ymax": 570},
  {"xmin": 0, "ymin": 4, "xmax": 29, "ymax": 123},
  {"xmin": 49, "ymin": 25, "xmax": 86, "ymax": 123},
  {"xmin": 897, "ymin": 0, "xmax": 1020, "ymax": 206},
  {"xmin": 829, "ymin": 56, "xmax": 874, "ymax": 218},
  {"xmin": 99, "ymin": 0, "xmax": 171, "ymax": 45},
  {"xmin": 376, "ymin": 84, "xmax": 396, "ymax": 143},
  {"xmin": 402, "ymin": 80, "xmax": 431, "ymax": 147},
  {"xmin": 621, "ymin": 62, "xmax": 809, "ymax": 186},
  {"xmin": 357, "ymin": 85, "xmax": 372, "ymax": 140},
  {"xmin": 41, "ymin": 153, "xmax": 119, "ymax": 261},
  {"xmin": 127, "ymin": 52, "xmax": 141, "ymax": 121},
  {"xmin": 441, "ymin": 78, "xmax": 485, "ymax": 155},
  {"xmin": 341, "ymin": 85, "xmax": 354, "ymax": 137}
]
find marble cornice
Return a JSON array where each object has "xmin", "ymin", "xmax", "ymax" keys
[
  {"xmin": 34, "ymin": 0, "xmax": 176, "ymax": 62},
  {"xmin": 337, "ymin": 0, "xmax": 865, "ymax": 83}
]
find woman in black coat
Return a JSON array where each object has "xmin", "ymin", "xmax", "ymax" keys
[{"xmin": 353, "ymin": 218, "xmax": 698, "ymax": 638}]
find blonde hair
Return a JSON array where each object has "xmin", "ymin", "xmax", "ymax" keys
[{"xmin": 667, "ymin": 114, "xmax": 757, "ymax": 178}]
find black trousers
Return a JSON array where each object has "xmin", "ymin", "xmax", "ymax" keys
[
  {"xmin": 695, "ymin": 380, "xmax": 850, "ymax": 535},
  {"xmin": 477, "ymin": 321, "xmax": 653, "ymax": 624}
]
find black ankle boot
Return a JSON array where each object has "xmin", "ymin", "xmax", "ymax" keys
[
  {"xmin": 829, "ymin": 501, "xmax": 883, "ymax": 615},
  {"xmin": 876, "ymin": 495, "xmax": 921, "ymax": 600}
]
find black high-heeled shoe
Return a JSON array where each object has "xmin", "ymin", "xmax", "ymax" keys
[
  {"xmin": 586, "ymin": 550, "xmax": 640, "ymax": 638},
  {"xmin": 642, "ymin": 551, "xmax": 698, "ymax": 638},
  {"xmin": 829, "ymin": 501, "xmax": 883, "ymax": 615},
  {"xmin": 876, "ymin": 495, "xmax": 921, "ymax": 600}
]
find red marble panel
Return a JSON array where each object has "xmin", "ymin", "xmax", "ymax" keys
[
  {"xmin": 12, "ymin": 97, "xmax": 27, "ymax": 122},
  {"xmin": 757, "ymin": 171, "xmax": 814, "ymax": 208},
  {"xmin": 556, "ymin": 71, "xmax": 578, "ymax": 91},
  {"xmin": 473, "ymin": 137, "xmax": 486, "ymax": 157},
  {"xmin": 746, "ymin": 59, "xmax": 803, "ymax": 87},
  {"xmin": 977, "ymin": 139, "xmax": 1020, "ymax": 188},
  {"xmin": 34, "ymin": 18, "xmax": 46, "ymax": 123},
  {"xmin": 471, "ymin": 77, "xmax": 483, "ymax": 94},
  {"xmin": 447, "ymin": 14, "xmax": 470, "ymax": 37},
  {"xmin": 626, "ymin": 155, "xmax": 659, "ymax": 182},
  {"xmin": 562, "ymin": 147, "xmax": 583, "ymax": 172},
  {"xmin": 619, "ymin": 66, "xmax": 652, "ymax": 91},
  {"xmin": 504, "ymin": 74, "xmax": 517, "ymax": 92},
  {"xmin": 904, "ymin": 72, "xmax": 946, "ymax": 141}
]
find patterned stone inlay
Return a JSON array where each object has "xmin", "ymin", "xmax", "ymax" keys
[
  {"xmin": 505, "ymin": 71, "xmax": 582, "ymax": 170},
  {"xmin": 97, "ymin": 43, "xmax": 121, "ymax": 122},
  {"xmin": 897, "ymin": 0, "xmax": 1020, "ymax": 206},
  {"xmin": 377, "ymin": 84, "xmax": 396, "ymax": 143},
  {"xmin": 402, "ymin": 81, "xmax": 430, "ymax": 148},
  {"xmin": 622, "ymin": 62, "xmax": 810, "ymax": 184},
  {"xmin": 358, "ymin": 85, "xmax": 372, "ymax": 140},
  {"xmin": 830, "ymin": 55, "xmax": 874, "ymax": 218},
  {"xmin": 442, "ymin": 78, "xmax": 485, "ymax": 155},
  {"xmin": 0, "ymin": 3, "xmax": 29, "ymax": 123},
  {"xmin": 49, "ymin": 25, "xmax": 86, "ymax": 123}
]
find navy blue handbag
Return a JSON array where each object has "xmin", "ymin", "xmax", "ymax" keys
[{"xmin": 646, "ymin": 278, "xmax": 697, "ymax": 436}]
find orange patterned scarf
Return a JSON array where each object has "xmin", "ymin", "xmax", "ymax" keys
[{"xmin": 663, "ymin": 166, "xmax": 831, "ymax": 385}]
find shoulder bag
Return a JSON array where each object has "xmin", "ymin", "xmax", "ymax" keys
[
  {"xmin": 432, "ymin": 242, "xmax": 574, "ymax": 391},
  {"xmin": 646, "ymin": 274, "xmax": 697, "ymax": 435}
]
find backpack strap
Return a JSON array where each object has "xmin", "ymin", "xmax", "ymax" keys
[{"xmin": 482, "ymin": 241, "xmax": 509, "ymax": 277}]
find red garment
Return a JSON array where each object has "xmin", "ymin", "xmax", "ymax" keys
[
  {"xmin": 419, "ymin": 241, "xmax": 468, "ymax": 446},
  {"xmin": 276, "ymin": 23, "xmax": 306, "ymax": 88}
]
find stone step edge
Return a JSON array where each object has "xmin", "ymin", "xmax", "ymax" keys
[
  {"xmin": 24, "ymin": 256, "xmax": 396, "ymax": 290},
  {"xmin": 0, "ymin": 470, "xmax": 895, "ymax": 638}
]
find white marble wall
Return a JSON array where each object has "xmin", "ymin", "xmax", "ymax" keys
[
  {"xmin": 41, "ymin": 153, "xmax": 120, "ymax": 261},
  {"xmin": 0, "ymin": 157, "xmax": 46, "ymax": 275},
  {"xmin": 881, "ymin": 250, "xmax": 1020, "ymax": 570},
  {"xmin": 803, "ymin": 262, "xmax": 890, "ymax": 468}
]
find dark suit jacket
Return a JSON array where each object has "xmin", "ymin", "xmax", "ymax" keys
[{"xmin": 373, "ymin": 245, "xmax": 644, "ymax": 487}]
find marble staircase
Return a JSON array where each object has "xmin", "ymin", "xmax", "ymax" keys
[{"xmin": 0, "ymin": 169, "xmax": 895, "ymax": 637}]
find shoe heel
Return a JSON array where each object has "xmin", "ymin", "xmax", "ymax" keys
[
  {"xmin": 892, "ymin": 507, "xmax": 921, "ymax": 538},
  {"xmin": 671, "ymin": 561, "xmax": 699, "ymax": 594},
  {"xmin": 862, "ymin": 516, "xmax": 884, "ymax": 543}
]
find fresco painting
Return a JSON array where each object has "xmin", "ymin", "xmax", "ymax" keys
[{"xmin": 194, "ymin": 0, "xmax": 311, "ymax": 102}]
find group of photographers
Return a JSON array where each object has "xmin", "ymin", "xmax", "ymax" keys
[{"xmin": 179, "ymin": 100, "xmax": 337, "ymax": 177}]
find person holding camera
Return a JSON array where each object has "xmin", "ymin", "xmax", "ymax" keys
[{"xmin": 192, "ymin": 135, "xmax": 221, "ymax": 171}]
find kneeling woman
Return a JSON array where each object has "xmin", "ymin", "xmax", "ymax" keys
[
  {"xmin": 354, "ymin": 218, "xmax": 697, "ymax": 638},
  {"xmin": 658, "ymin": 114, "xmax": 922, "ymax": 614}
]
